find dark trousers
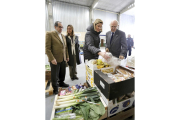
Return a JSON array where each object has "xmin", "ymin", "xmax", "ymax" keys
[
  {"xmin": 69, "ymin": 55, "xmax": 77, "ymax": 79},
  {"xmin": 50, "ymin": 61, "xmax": 66, "ymax": 92},
  {"xmin": 125, "ymin": 46, "xmax": 132, "ymax": 58},
  {"xmin": 128, "ymin": 46, "xmax": 132, "ymax": 56}
]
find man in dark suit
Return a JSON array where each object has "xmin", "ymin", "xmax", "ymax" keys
[
  {"xmin": 45, "ymin": 21, "xmax": 69, "ymax": 95},
  {"xmin": 126, "ymin": 34, "xmax": 134, "ymax": 57},
  {"xmin": 105, "ymin": 20, "xmax": 127, "ymax": 59}
]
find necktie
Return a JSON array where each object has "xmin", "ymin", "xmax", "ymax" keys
[{"xmin": 110, "ymin": 32, "xmax": 114, "ymax": 45}]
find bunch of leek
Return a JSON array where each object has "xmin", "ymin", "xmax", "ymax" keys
[{"xmin": 55, "ymin": 87, "xmax": 100, "ymax": 109}]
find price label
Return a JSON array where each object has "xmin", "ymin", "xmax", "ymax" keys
[{"xmin": 100, "ymin": 80, "xmax": 105, "ymax": 89}]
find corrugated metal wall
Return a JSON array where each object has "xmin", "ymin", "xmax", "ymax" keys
[
  {"xmin": 93, "ymin": 9, "xmax": 118, "ymax": 34},
  {"xmin": 52, "ymin": 1, "xmax": 90, "ymax": 32},
  {"xmin": 45, "ymin": 3, "xmax": 50, "ymax": 31}
]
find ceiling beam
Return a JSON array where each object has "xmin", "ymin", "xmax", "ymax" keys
[
  {"xmin": 119, "ymin": 2, "xmax": 135, "ymax": 15},
  {"xmin": 53, "ymin": 0, "xmax": 90, "ymax": 8},
  {"xmin": 89, "ymin": 0, "xmax": 99, "ymax": 23},
  {"xmin": 46, "ymin": 0, "xmax": 51, "ymax": 4},
  {"xmin": 90, "ymin": 0, "xmax": 99, "ymax": 9},
  {"xmin": 94, "ymin": 8, "xmax": 119, "ymax": 14}
]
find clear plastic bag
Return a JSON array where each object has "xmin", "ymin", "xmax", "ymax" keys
[
  {"xmin": 54, "ymin": 113, "xmax": 84, "ymax": 120},
  {"xmin": 55, "ymin": 107, "xmax": 73, "ymax": 116},
  {"xmin": 126, "ymin": 56, "xmax": 135, "ymax": 68},
  {"xmin": 102, "ymin": 52, "xmax": 121, "ymax": 67},
  {"xmin": 114, "ymin": 77, "xmax": 125, "ymax": 82},
  {"xmin": 116, "ymin": 68, "xmax": 134, "ymax": 80},
  {"xmin": 107, "ymin": 73, "xmax": 113, "ymax": 78}
]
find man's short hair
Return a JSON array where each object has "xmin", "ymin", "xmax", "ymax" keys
[
  {"xmin": 110, "ymin": 20, "xmax": 119, "ymax": 26},
  {"xmin": 54, "ymin": 21, "xmax": 61, "ymax": 27}
]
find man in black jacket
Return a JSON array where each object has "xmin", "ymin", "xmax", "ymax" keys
[{"xmin": 126, "ymin": 34, "xmax": 134, "ymax": 57}]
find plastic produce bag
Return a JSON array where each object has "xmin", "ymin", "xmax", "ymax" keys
[
  {"xmin": 102, "ymin": 52, "xmax": 121, "ymax": 67},
  {"xmin": 54, "ymin": 113, "xmax": 84, "ymax": 120},
  {"xmin": 126, "ymin": 56, "xmax": 135, "ymax": 68},
  {"xmin": 55, "ymin": 107, "xmax": 73, "ymax": 116},
  {"xmin": 120, "ymin": 59, "xmax": 127, "ymax": 67}
]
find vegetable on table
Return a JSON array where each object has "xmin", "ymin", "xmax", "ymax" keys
[{"xmin": 53, "ymin": 87, "xmax": 106, "ymax": 120}]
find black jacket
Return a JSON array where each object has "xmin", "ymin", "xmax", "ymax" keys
[
  {"xmin": 66, "ymin": 35, "xmax": 81, "ymax": 66},
  {"xmin": 83, "ymin": 23, "xmax": 101, "ymax": 62}
]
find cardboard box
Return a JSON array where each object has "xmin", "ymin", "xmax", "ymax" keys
[
  {"xmin": 94, "ymin": 66, "xmax": 134, "ymax": 101},
  {"xmin": 107, "ymin": 96, "xmax": 134, "ymax": 117},
  {"xmin": 85, "ymin": 81, "xmax": 135, "ymax": 117},
  {"xmin": 50, "ymin": 95, "xmax": 58, "ymax": 120},
  {"xmin": 92, "ymin": 83, "xmax": 134, "ymax": 117},
  {"xmin": 85, "ymin": 60, "xmax": 115, "ymax": 87},
  {"xmin": 85, "ymin": 62, "xmax": 97, "ymax": 87},
  {"xmin": 108, "ymin": 107, "xmax": 134, "ymax": 120},
  {"xmin": 91, "ymin": 65, "xmax": 135, "ymax": 117}
]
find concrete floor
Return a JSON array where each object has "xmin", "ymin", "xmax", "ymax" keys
[{"xmin": 45, "ymin": 47, "xmax": 135, "ymax": 120}]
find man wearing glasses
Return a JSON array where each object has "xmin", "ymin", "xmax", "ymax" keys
[
  {"xmin": 46, "ymin": 21, "xmax": 69, "ymax": 95},
  {"xmin": 105, "ymin": 20, "xmax": 127, "ymax": 60}
]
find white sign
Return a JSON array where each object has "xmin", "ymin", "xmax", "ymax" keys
[
  {"xmin": 100, "ymin": 80, "xmax": 105, "ymax": 89},
  {"xmin": 75, "ymin": 33, "xmax": 81, "ymax": 36}
]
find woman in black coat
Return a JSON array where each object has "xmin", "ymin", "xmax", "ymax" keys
[
  {"xmin": 66, "ymin": 25, "xmax": 81, "ymax": 80},
  {"xmin": 83, "ymin": 19, "xmax": 109, "ymax": 62}
]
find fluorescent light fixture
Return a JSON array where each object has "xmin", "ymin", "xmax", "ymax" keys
[{"xmin": 93, "ymin": 2, "xmax": 98, "ymax": 8}]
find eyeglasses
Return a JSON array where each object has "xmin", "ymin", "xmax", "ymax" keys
[
  {"xmin": 58, "ymin": 26, "xmax": 63, "ymax": 29},
  {"xmin": 111, "ymin": 26, "xmax": 117, "ymax": 28}
]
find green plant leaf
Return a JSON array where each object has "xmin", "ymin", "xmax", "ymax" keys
[
  {"xmin": 80, "ymin": 105, "xmax": 90, "ymax": 120},
  {"xmin": 90, "ymin": 102, "xmax": 105, "ymax": 115},
  {"xmin": 89, "ymin": 109, "xmax": 99, "ymax": 118}
]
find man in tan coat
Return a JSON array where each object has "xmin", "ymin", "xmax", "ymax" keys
[{"xmin": 46, "ymin": 21, "xmax": 69, "ymax": 94}]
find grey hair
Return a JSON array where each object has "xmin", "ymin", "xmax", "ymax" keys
[
  {"xmin": 110, "ymin": 20, "xmax": 119, "ymax": 26},
  {"xmin": 54, "ymin": 21, "xmax": 61, "ymax": 27}
]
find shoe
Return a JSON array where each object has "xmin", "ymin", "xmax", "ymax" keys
[
  {"xmin": 74, "ymin": 76, "xmax": 79, "ymax": 80},
  {"xmin": 59, "ymin": 83, "xmax": 69, "ymax": 87},
  {"xmin": 71, "ymin": 78, "xmax": 75, "ymax": 81}
]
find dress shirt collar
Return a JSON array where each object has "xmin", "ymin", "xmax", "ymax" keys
[
  {"xmin": 111, "ymin": 31, "xmax": 116, "ymax": 35},
  {"xmin": 55, "ymin": 30, "xmax": 61, "ymax": 35}
]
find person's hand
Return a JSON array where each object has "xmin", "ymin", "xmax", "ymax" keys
[
  {"xmin": 105, "ymin": 48, "xmax": 109, "ymax": 52},
  {"xmin": 51, "ymin": 59, "xmax": 57, "ymax": 65},
  {"xmin": 119, "ymin": 56, "xmax": 124, "ymax": 59},
  {"xmin": 98, "ymin": 52, "xmax": 110, "ymax": 60},
  {"xmin": 66, "ymin": 58, "xmax": 69, "ymax": 62}
]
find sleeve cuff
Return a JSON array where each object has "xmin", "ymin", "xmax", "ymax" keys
[{"xmin": 95, "ymin": 50, "xmax": 101, "ymax": 55}]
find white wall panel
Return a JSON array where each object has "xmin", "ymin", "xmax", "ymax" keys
[
  {"xmin": 93, "ymin": 9, "xmax": 118, "ymax": 34},
  {"xmin": 52, "ymin": 1, "xmax": 90, "ymax": 32}
]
